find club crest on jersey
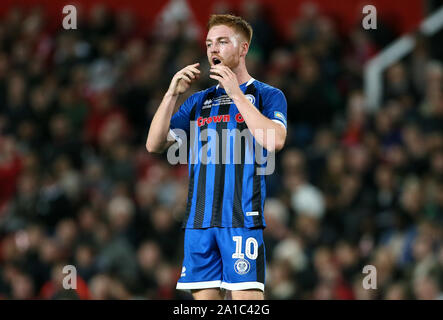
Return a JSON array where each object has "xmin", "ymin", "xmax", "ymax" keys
[
  {"xmin": 234, "ymin": 259, "xmax": 250, "ymax": 275},
  {"xmin": 245, "ymin": 94, "xmax": 255, "ymax": 105}
]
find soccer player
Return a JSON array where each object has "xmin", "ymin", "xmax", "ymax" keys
[{"xmin": 146, "ymin": 14, "xmax": 287, "ymax": 300}]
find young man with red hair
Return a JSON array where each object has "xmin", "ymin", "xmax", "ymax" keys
[{"xmin": 147, "ymin": 14, "xmax": 287, "ymax": 300}]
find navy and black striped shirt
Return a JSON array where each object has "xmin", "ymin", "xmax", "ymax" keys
[{"xmin": 170, "ymin": 79, "xmax": 287, "ymax": 229}]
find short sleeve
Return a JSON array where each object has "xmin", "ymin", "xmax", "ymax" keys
[
  {"xmin": 261, "ymin": 88, "xmax": 287, "ymax": 129},
  {"xmin": 170, "ymin": 94, "xmax": 197, "ymax": 134}
]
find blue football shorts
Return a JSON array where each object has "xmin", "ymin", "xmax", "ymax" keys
[{"xmin": 176, "ymin": 227, "xmax": 266, "ymax": 292}]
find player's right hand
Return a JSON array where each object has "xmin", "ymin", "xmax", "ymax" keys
[{"xmin": 167, "ymin": 63, "xmax": 201, "ymax": 96}]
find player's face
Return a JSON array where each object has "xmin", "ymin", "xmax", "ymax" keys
[{"xmin": 206, "ymin": 25, "xmax": 243, "ymax": 69}]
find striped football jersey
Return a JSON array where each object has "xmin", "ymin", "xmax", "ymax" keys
[{"xmin": 169, "ymin": 78, "xmax": 287, "ymax": 229}]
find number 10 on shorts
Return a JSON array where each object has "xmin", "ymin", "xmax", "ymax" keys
[{"xmin": 232, "ymin": 236, "xmax": 258, "ymax": 260}]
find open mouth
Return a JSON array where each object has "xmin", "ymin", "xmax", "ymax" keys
[{"xmin": 212, "ymin": 57, "xmax": 221, "ymax": 65}]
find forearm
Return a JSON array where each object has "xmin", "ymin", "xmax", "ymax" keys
[
  {"xmin": 232, "ymin": 94, "xmax": 286, "ymax": 152},
  {"xmin": 146, "ymin": 92, "xmax": 178, "ymax": 153}
]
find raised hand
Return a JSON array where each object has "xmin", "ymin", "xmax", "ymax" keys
[
  {"xmin": 209, "ymin": 65, "xmax": 241, "ymax": 98},
  {"xmin": 167, "ymin": 63, "xmax": 201, "ymax": 96}
]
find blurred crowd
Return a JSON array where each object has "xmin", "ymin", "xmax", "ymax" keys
[{"xmin": 0, "ymin": 1, "xmax": 442, "ymax": 300}]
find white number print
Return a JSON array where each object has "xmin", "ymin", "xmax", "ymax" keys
[
  {"xmin": 232, "ymin": 236, "xmax": 258, "ymax": 260},
  {"xmin": 232, "ymin": 236, "xmax": 244, "ymax": 259},
  {"xmin": 245, "ymin": 237, "xmax": 258, "ymax": 260}
]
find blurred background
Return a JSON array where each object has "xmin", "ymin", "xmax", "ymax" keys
[{"xmin": 0, "ymin": 0, "xmax": 442, "ymax": 300}]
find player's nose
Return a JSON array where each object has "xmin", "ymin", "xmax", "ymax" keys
[{"xmin": 210, "ymin": 43, "xmax": 220, "ymax": 53}]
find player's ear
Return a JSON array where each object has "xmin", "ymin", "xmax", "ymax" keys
[{"xmin": 241, "ymin": 41, "xmax": 249, "ymax": 57}]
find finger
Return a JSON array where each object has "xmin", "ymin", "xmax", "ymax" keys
[
  {"xmin": 210, "ymin": 66, "xmax": 229, "ymax": 78},
  {"xmin": 209, "ymin": 69, "xmax": 221, "ymax": 77},
  {"xmin": 187, "ymin": 66, "xmax": 201, "ymax": 75},
  {"xmin": 186, "ymin": 63, "xmax": 201, "ymax": 71},
  {"xmin": 209, "ymin": 72, "xmax": 222, "ymax": 79},
  {"xmin": 211, "ymin": 65, "xmax": 230, "ymax": 72},
  {"xmin": 209, "ymin": 74, "xmax": 223, "ymax": 81},
  {"xmin": 182, "ymin": 69, "xmax": 196, "ymax": 80},
  {"xmin": 181, "ymin": 63, "xmax": 200, "ymax": 76},
  {"xmin": 209, "ymin": 68, "xmax": 226, "ymax": 78},
  {"xmin": 221, "ymin": 66, "xmax": 235, "ymax": 78},
  {"xmin": 178, "ymin": 74, "xmax": 192, "ymax": 83}
]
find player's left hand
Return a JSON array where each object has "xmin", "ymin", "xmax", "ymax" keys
[{"xmin": 209, "ymin": 65, "xmax": 242, "ymax": 99}]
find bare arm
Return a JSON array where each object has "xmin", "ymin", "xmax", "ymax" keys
[
  {"xmin": 145, "ymin": 92, "xmax": 179, "ymax": 153},
  {"xmin": 231, "ymin": 94, "xmax": 286, "ymax": 152},
  {"xmin": 209, "ymin": 65, "xmax": 286, "ymax": 152},
  {"xmin": 146, "ymin": 63, "xmax": 200, "ymax": 153}
]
